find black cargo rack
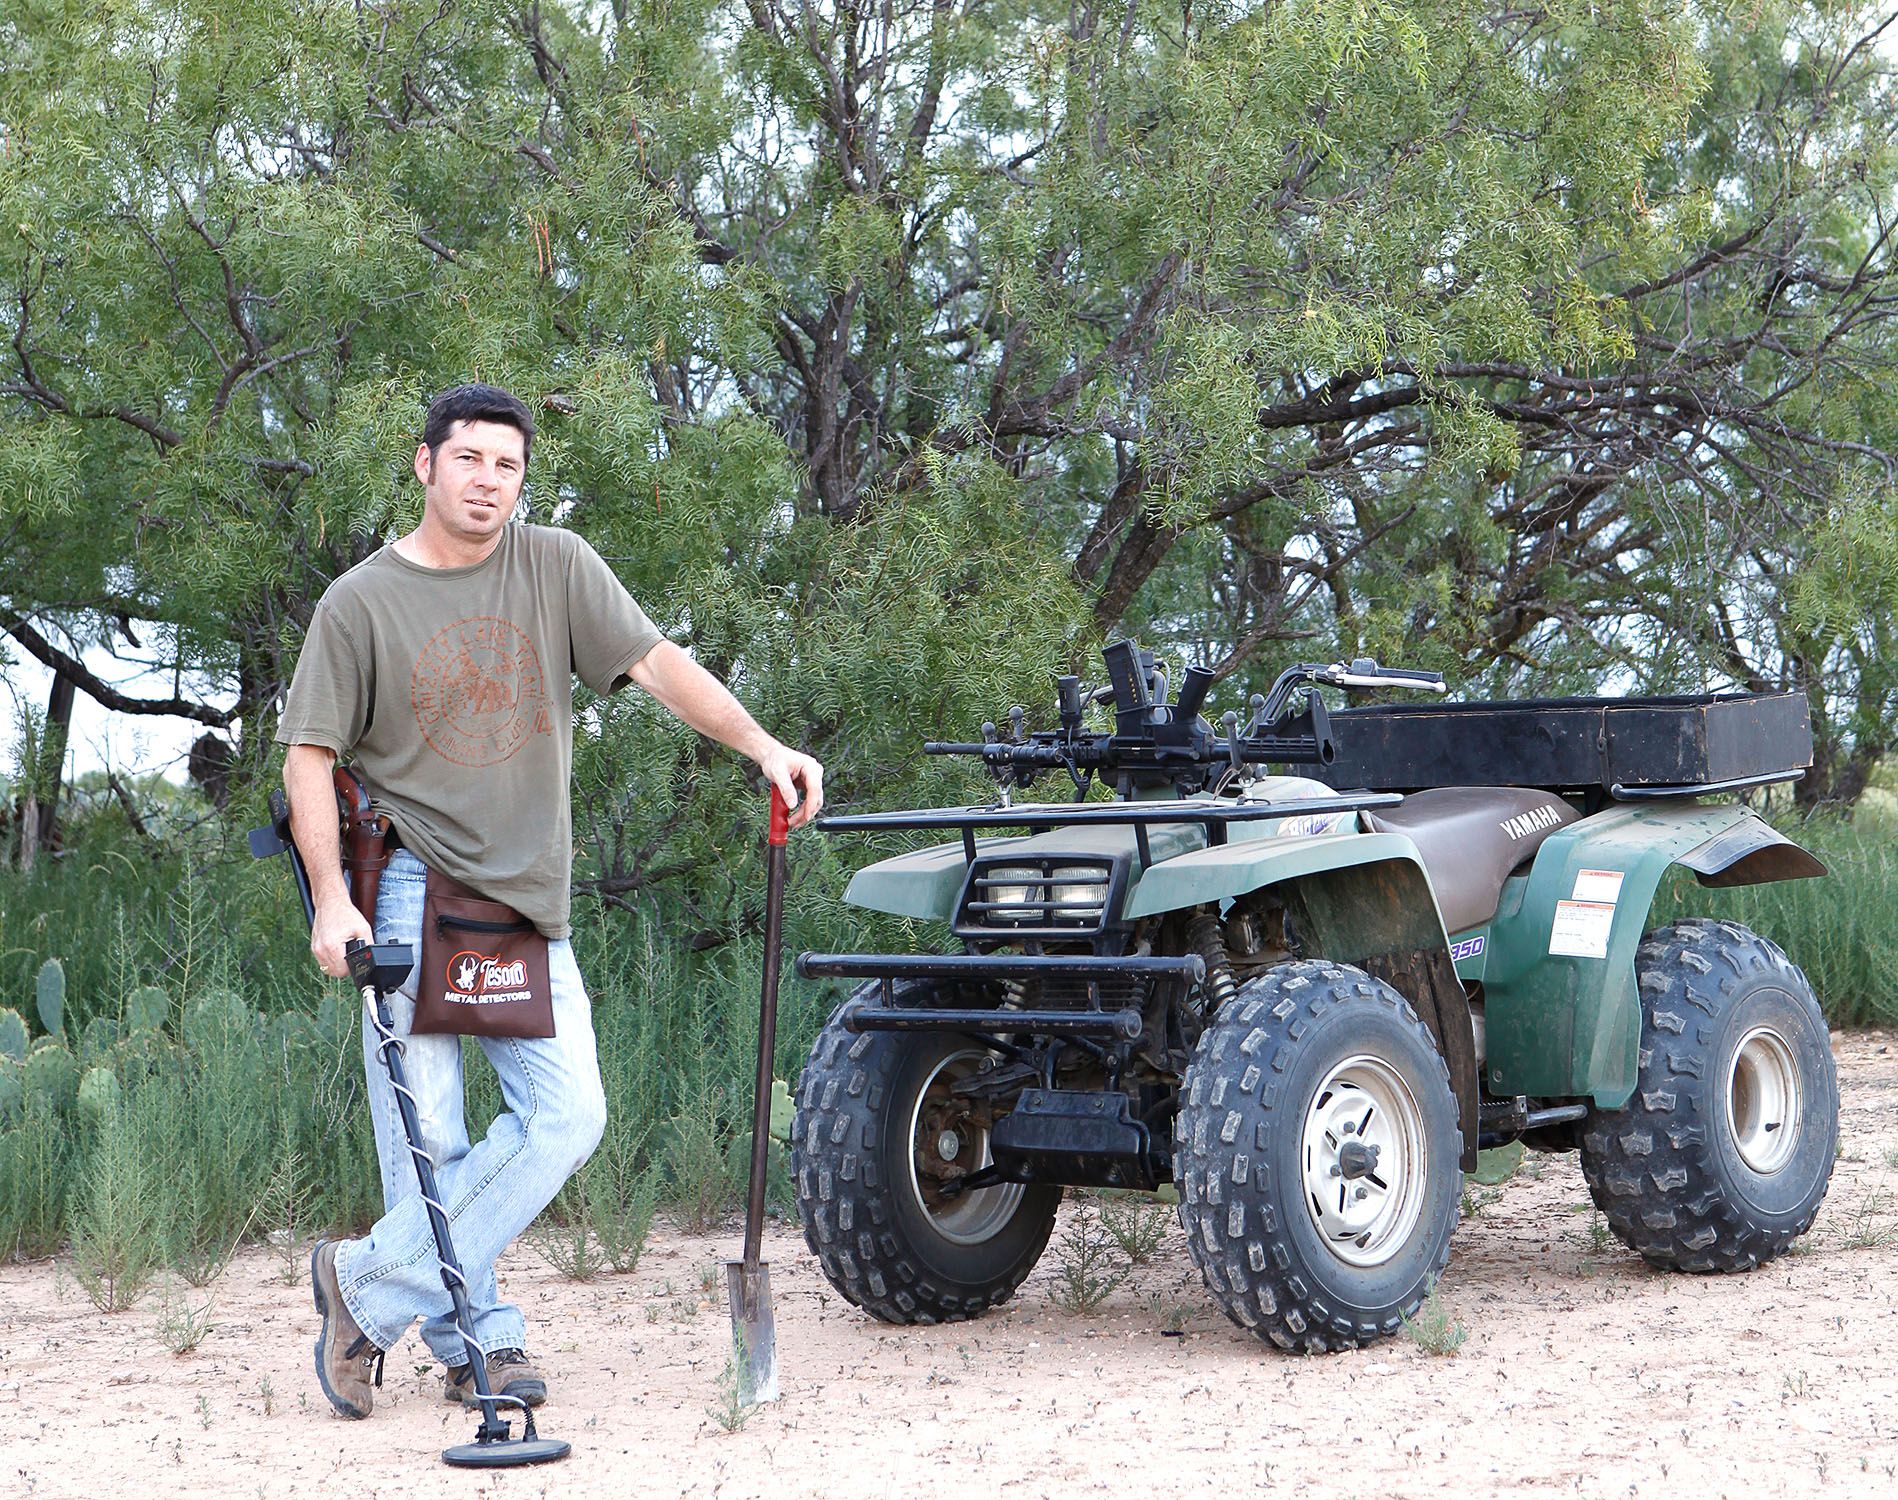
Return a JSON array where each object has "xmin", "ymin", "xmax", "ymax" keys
[
  {"xmin": 815, "ymin": 791, "xmax": 1400, "ymax": 866},
  {"xmin": 1317, "ymin": 692, "xmax": 1811, "ymax": 798}
]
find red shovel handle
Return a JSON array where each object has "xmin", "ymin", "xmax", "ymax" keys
[{"xmin": 768, "ymin": 785, "xmax": 791, "ymax": 845}]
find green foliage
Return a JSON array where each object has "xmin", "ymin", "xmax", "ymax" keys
[
  {"xmin": 68, "ymin": 1094, "xmax": 163, "ymax": 1313},
  {"xmin": 1046, "ymin": 1202, "xmax": 1129, "ymax": 1315},
  {"xmin": 76, "ymin": 1064, "xmax": 121, "ymax": 1120},
  {"xmin": 530, "ymin": 1159, "xmax": 660, "ymax": 1281},
  {"xmin": 1651, "ymin": 813, "xmax": 1898, "ymax": 1028},
  {"xmin": 34, "ymin": 957, "xmax": 64, "ymax": 1037},
  {"xmin": 657, "ymin": 1080, "xmax": 746, "ymax": 1235},
  {"xmin": 0, "ymin": 1094, "xmax": 69, "ymax": 1257},
  {"xmin": 705, "ymin": 1352, "xmax": 760, "ymax": 1434},
  {"xmin": 125, "ymin": 987, "xmax": 170, "ymax": 1035},
  {"xmin": 1097, "ymin": 1193, "xmax": 1171, "ymax": 1266},
  {"xmin": 0, "ymin": 1008, "xmax": 26, "ymax": 1062},
  {"xmin": 1468, "ymin": 1142, "xmax": 1525, "ymax": 1188},
  {"xmin": 155, "ymin": 1281, "xmax": 218, "ymax": 1357},
  {"xmin": 22, "ymin": 1039, "xmax": 75, "ymax": 1112},
  {"xmin": 1399, "ymin": 1288, "xmax": 1468, "ymax": 1357}
]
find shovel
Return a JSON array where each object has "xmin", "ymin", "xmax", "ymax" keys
[{"xmin": 725, "ymin": 784, "xmax": 791, "ymax": 1404}]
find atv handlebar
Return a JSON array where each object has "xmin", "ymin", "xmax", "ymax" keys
[{"xmin": 923, "ymin": 643, "xmax": 1444, "ymax": 797}]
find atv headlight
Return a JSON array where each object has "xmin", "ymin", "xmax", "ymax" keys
[
  {"xmin": 1050, "ymin": 878, "xmax": 1106, "ymax": 917},
  {"xmin": 981, "ymin": 866, "xmax": 1040, "ymax": 915}
]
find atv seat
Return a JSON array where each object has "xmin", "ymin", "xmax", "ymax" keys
[{"xmin": 1362, "ymin": 787, "xmax": 1578, "ymax": 935}]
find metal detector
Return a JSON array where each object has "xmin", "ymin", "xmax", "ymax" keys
[{"xmin": 252, "ymin": 791, "xmax": 570, "ymax": 1468}]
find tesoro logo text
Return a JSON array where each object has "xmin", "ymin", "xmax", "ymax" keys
[{"xmin": 446, "ymin": 951, "xmax": 529, "ymax": 996}]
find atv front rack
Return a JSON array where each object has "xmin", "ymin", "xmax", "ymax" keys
[
  {"xmin": 816, "ymin": 790, "xmax": 1400, "ymax": 866},
  {"xmin": 796, "ymin": 952, "xmax": 1207, "ymax": 1042}
]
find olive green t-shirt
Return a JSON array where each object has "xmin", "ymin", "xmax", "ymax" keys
[{"xmin": 275, "ymin": 524, "xmax": 664, "ymax": 937}]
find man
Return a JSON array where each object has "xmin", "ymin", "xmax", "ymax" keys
[{"xmin": 278, "ymin": 383, "xmax": 822, "ymax": 1419}]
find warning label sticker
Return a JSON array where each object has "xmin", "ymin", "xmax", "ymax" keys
[
  {"xmin": 1550, "ymin": 900, "xmax": 1616, "ymax": 959},
  {"xmin": 1572, "ymin": 868, "xmax": 1625, "ymax": 904}
]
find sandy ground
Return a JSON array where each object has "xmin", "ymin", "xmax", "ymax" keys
[{"xmin": 4, "ymin": 1033, "xmax": 1895, "ymax": 1500}]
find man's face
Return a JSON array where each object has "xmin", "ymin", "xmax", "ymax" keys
[{"xmin": 413, "ymin": 419, "xmax": 527, "ymax": 545}]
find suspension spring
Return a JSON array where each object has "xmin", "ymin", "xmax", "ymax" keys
[{"xmin": 1185, "ymin": 911, "xmax": 1238, "ymax": 1015}]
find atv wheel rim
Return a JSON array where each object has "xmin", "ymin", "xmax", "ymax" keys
[
  {"xmin": 907, "ymin": 1050, "xmax": 1025, "ymax": 1245},
  {"xmin": 1726, "ymin": 1024, "xmax": 1802, "ymax": 1175},
  {"xmin": 1300, "ymin": 1055, "xmax": 1429, "ymax": 1268}
]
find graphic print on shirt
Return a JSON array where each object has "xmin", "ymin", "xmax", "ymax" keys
[{"xmin": 411, "ymin": 615, "xmax": 553, "ymax": 766}]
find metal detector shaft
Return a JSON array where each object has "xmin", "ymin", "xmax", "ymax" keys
[{"xmin": 344, "ymin": 953, "xmax": 502, "ymax": 1421}]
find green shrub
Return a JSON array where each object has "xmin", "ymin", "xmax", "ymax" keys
[
  {"xmin": 1651, "ymin": 817, "xmax": 1898, "ymax": 1027},
  {"xmin": 69, "ymin": 1093, "xmax": 164, "ymax": 1312}
]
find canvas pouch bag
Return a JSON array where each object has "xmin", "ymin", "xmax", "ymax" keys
[{"xmin": 414, "ymin": 868, "xmax": 555, "ymax": 1038}]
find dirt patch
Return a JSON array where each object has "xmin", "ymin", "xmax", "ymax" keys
[{"xmin": 5, "ymin": 1033, "xmax": 1895, "ymax": 1499}]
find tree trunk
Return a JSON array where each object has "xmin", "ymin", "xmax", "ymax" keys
[{"xmin": 23, "ymin": 669, "xmax": 75, "ymax": 866}]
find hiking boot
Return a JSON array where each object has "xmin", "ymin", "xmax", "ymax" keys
[
  {"xmin": 309, "ymin": 1239, "xmax": 383, "ymax": 1420},
  {"xmin": 443, "ymin": 1347, "xmax": 547, "ymax": 1409}
]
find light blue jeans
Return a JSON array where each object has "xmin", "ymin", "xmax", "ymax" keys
[{"xmin": 334, "ymin": 849, "xmax": 606, "ymax": 1364}]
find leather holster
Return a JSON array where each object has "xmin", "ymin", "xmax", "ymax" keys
[{"xmin": 334, "ymin": 764, "xmax": 392, "ymax": 928}]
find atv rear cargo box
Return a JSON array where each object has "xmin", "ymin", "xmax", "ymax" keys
[{"xmin": 1317, "ymin": 692, "xmax": 1812, "ymax": 796}]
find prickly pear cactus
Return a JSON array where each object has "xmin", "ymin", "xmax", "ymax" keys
[
  {"xmin": 80, "ymin": 1016, "xmax": 121, "ymax": 1064},
  {"xmin": 77, "ymin": 1064, "xmax": 122, "ymax": 1119},
  {"xmin": 0, "ymin": 1058, "xmax": 22, "ymax": 1120},
  {"xmin": 124, "ymin": 986, "xmax": 169, "ymax": 1034},
  {"xmin": 35, "ymin": 958, "xmax": 66, "ymax": 1037},
  {"xmin": 0, "ymin": 1007, "xmax": 26, "ymax": 1061},
  {"xmin": 23, "ymin": 1040, "xmax": 77, "ymax": 1111},
  {"xmin": 183, "ymin": 989, "xmax": 252, "ymax": 1053}
]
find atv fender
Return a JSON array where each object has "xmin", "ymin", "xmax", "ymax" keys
[
  {"xmin": 1127, "ymin": 833, "xmax": 1480, "ymax": 1168},
  {"xmin": 1481, "ymin": 803, "xmax": 1824, "ymax": 1107}
]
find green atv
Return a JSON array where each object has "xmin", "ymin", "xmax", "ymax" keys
[{"xmin": 790, "ymin": 642, "xmax": 1838, "ymax": 1351}]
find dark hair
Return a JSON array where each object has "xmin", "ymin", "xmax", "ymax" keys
[{"xmin": 422, "ymin": 383, "xmax": 535, "ymax": 462}]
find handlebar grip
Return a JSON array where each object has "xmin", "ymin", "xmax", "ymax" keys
[{"xmin": 768, "ymin": 785, "xmax": 791, "ymax": 846}]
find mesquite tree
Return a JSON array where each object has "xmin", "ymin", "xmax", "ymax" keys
[{"xmin": 5, "ymin": 1, "xmax": 1898, "ymax": 897}]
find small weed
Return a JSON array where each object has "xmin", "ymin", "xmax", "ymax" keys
[
  {"xmin": 259, "ymin": 1377, "xmax": 275, "ymax": 1417},
  {"xmin": 1460, "ymin": 1185, "xmax": 1503, "ymax": 1219},
  {"xmin": 1399, "ymin": 1289, "xmax": 1467, "ymax": 1357},
  {"xmin": 705, "ymin": 1353, "xmax": 758, "ymax": 1433},
  {"xmin": 1566, "ymin": 1206, "xmax": 1613, "ymax": 1255},
  {"xmin": 1098, "ymin": 1194, "xmax": 1169, "ymax": 1265},
  {"xmin": 698, "ymin": 1261, "xmax": 722, "ymax": 1299},
  {"xmin": 1838, "ymin": 1191, "xmax": 1894, "ymax": 1250},
  {"xmin": 1046, "ymin": 1203, "xmax": 1128, "ymax": 1315},
  {"xmin": 195, "ymin": 1394, "xmax": 212, "ymax": 1430},
  {"xmin": 1782, "ymin": 1370, "xmax": 1809, "ymax": 1401},
  {"xmin": 1882, "ymin": 1147, "xmax": 1898, "ymax": 1171},
  {"xmin": 155, "ymin": 1281, "xmax": 216, "ymax": 1355},
  {"xmin": 1146, "ymin": 1291, "xmax": 1196, "ymax": 1335},
  {"xmin": 528, "ymin": 1210, "xmax": 607, "ymax": 1283}
]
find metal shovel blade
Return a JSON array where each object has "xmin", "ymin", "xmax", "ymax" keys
[{"xmin": 723, "ymin": 1259, "xmax": 779, "ymax": 1404}]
